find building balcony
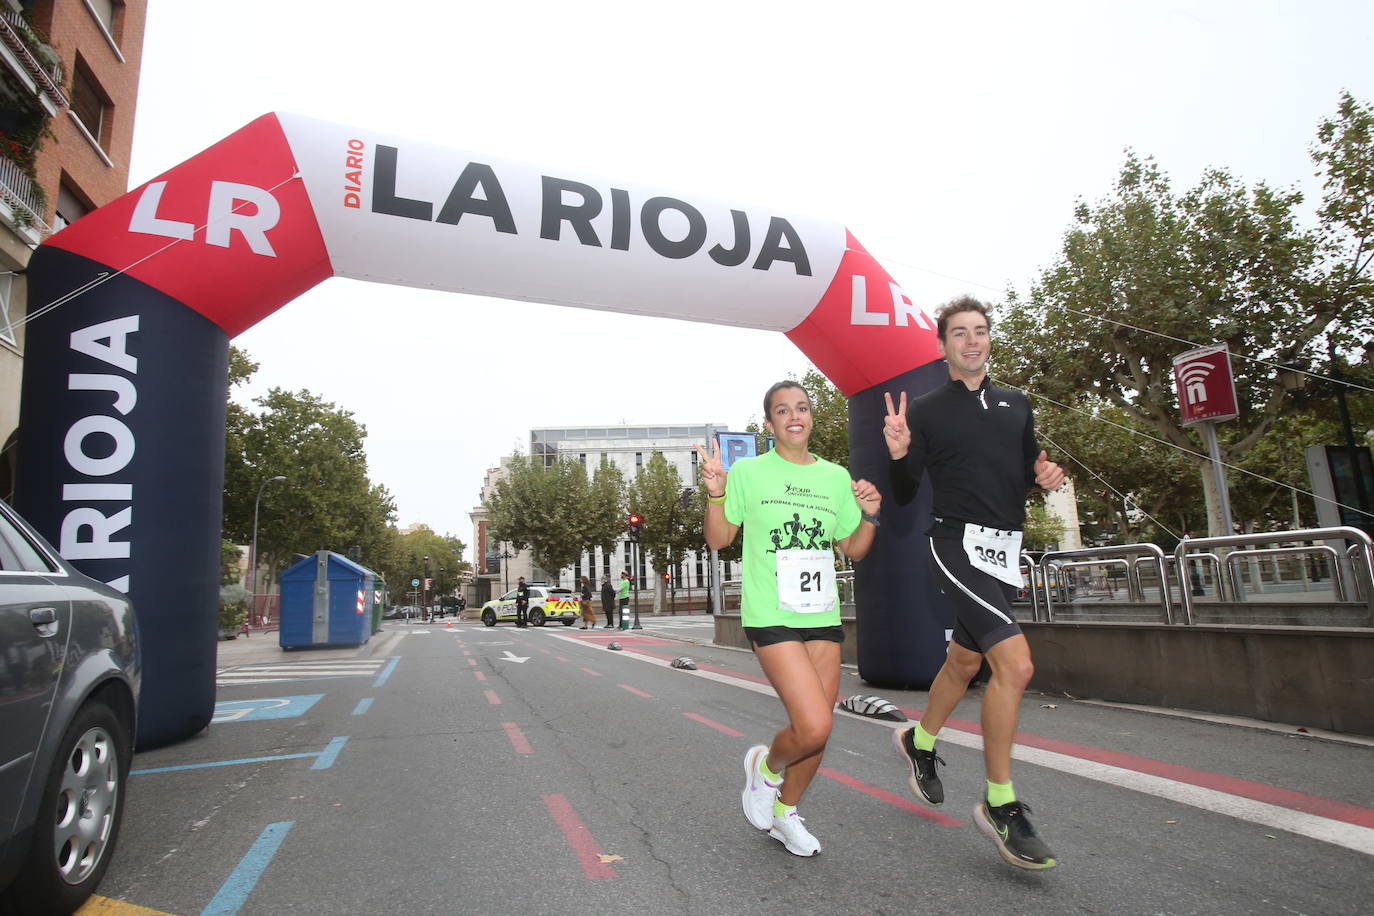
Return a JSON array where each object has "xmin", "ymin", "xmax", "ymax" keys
[
  {"xmin": 0, "ymin": 9, "xmax": 67, "ymax": 115},
  {"xmin": 0, "ymin": 149, "xmax": 49, "ymax": 239}
]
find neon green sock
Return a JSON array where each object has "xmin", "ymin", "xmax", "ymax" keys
[
  {"xmin": 914, "ymin": 723, "xmax": 938, "ymax": 752},
  {"xmin": 773, "ymin": 798, "xmax": 796, "ymax": 817},
  {"xmin": 761, "ymin": 754, "xmax": 782, "ymax": 783},
  {"xmin": 986, "ymin": 780, "xmax": 1016, "ymax": 807}
]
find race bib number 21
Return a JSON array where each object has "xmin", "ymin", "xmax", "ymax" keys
[{"xmin": 776, "ymin": 549, "xmax": 836, "ymax": 614}]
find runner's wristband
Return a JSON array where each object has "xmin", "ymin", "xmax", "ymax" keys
[
  {"xmin": 707, "ymin": 492, "xmax": 726, "ymax": 504},
  {"xmin": 861, "ymin": 512, "xmax": 881, "ymax": 526}
]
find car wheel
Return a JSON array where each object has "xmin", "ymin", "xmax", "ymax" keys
[
  {"xmin": 529, "ymin": 608, "xmax": 546, "ymax": 627},
  {"xmin": 562, "ymin": 619, "xmax": 575, "ymax": 626},
  {"xmin": 481, "ymin": 609, "xmax": 496, "ymax": 627},
  {"xmin": 1, "ymin": 698, "xmax": 131, "ymax": 914}
]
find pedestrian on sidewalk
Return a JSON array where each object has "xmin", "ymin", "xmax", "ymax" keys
[
  {"xmin": 579, "ymin": 576, "xmax": 596, "ymax": 628},
  {"xmin": 600, "ymin": 574, "xmax": 616, "ymax": 628},
  {"xmin": 884, "ymin": 296, "xmax": 1065, "ymax": 870},
  {"xmin": 698, "ymin": 379, "xmax": 880, "ymax": 857},
  {"xmin": 616, "ymin": 570, "xmax": 631, "ymax": 628}
]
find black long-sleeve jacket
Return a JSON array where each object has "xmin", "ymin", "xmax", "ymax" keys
[{"xmin": 889, "ymin": 377, "xmax": 1040, "ymax": 534}]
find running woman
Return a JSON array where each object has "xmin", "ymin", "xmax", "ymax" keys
[
  {"xmin": 699, "ymin": 380, "xmax": 882, "ymax": 856},
  {"xmin": 884, "ymin": 296, "xmax": 1065, "ymax": 870}
]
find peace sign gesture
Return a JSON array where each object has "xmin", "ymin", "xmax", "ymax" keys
[
  {"xmin": 883, "ymin": 391, "xmax": 911, "ymax": 460},
  {"xmin": 694, "ymin": 438, "xmax": 727, "ymax": 498}
]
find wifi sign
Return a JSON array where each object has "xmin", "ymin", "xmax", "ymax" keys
[{"xmin": 1172, "ymin": 344, "xmax": 1239, "ymax": 426}]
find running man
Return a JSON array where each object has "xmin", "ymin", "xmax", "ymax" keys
[
  {"xmin": 700, "ymin": 380, "xmax": 881, "ymax": 856},
  {"xmin": 884, "ymin": 296, "xmax": 1065, "ymax": 870}
]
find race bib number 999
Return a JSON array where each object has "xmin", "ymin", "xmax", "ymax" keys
[
  {"xmin": 776, "ymin": 549, "xmax": 836, "ymax": 614},
  {"xmin": 962, "ymin": 525, "xmax": 1024, "ymax": 587}
]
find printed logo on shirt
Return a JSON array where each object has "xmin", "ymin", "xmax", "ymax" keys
[
  {"xmin": 997, "ymin": 400, "xmax": 1011, "ymax": 407},
  {"xmin": 767, "ymin": 513, "xmax": 832, "ymax": 554}
]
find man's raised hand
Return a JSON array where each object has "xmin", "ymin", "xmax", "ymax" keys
[{"xmin": 883, "ymin": 391, "xmax": 911, "ymax": 460}]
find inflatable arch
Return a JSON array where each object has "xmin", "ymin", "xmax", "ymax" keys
[{"xmin": 18, "ymin": 113, "xmax": 954, "ymax": 747}]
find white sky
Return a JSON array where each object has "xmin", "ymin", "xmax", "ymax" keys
[{"xmin": 128, "ymin": 1, "xmax": 1374, "ymax": 562}]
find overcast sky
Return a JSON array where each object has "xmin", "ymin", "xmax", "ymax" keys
[{"xmin": 128, "ymin": 1, "xmax": 1374, "ymax": 562}]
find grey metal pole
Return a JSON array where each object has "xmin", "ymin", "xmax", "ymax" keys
[
  {"xmin": 250, "ymin": 475, "xmax": 286, "ymax": 621},
  {"xmin": 1202, "ymin": 421, "xmax": 1235, "ymax": 537}
]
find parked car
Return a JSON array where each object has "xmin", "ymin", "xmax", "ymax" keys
[
  {"xmin": 480, "ymin": 584, "xmax": 580, "ymax": 626},
  {"xmin": 0, "ymin": 499, "xmax": 140, "ymax": 914}
]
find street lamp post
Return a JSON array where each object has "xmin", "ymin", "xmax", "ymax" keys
[
  {"xmin": 250, "ymin": 475, "xmax": 287, "ymax": 624},
  {"xmin": 498, "ymin": 543, "xmax": 514, "ymax": 592}
]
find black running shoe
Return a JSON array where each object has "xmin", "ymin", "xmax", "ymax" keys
[
  {"xmin": 892, "ymin": 727, "xmax": 945, "ymax": 806},
  {"xmin": 974, "ymin": 799, "xmax": 1058, "ymax": 870}
]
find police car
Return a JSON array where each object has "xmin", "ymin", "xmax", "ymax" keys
[{"xmin": 480, "ymin": 584, "xmax": 581, "ymax": 626}]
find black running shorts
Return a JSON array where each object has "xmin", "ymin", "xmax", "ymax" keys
[
  {"xmin": 927, "ymin": 536, "xmax": 1023, "ymax": 653},
  {"xmin": 745, "ymin": 625, "xmax": 846, "ymax": 648}
]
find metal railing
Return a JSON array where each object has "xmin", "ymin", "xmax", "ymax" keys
[
  {"xmin": 1039, "ymin": 543, "xmax": 1172, "ymax": 622},
  {"xmin": 1223, "ymin": 545, "xmax": 1345, "ymax": 601},
  {"xmin": 0, "ymin": 153, "xmax": 47, "ymax": 230},
  {"xmin": 0, "ymin": 10, "xmax": 67, "ymax": 107},
  {"xmin": 1174, "ymin": 527, "xmax": 1374, "ymax": 625}
]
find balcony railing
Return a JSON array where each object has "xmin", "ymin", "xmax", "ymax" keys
[
  {"xmin": 0, "ymin": 10, "xmax": 67, "ymax": 110},
  {"xmin": 0, "ymin": 152, "xmax": 50, "ymax": 233}
]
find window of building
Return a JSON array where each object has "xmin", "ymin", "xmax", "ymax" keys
[
  {"xmin": 70, "ymin": 60, "xmax": 111, "ymax": 149},
  {"xmin": 86, "ymin": 0, "xmax": 119, "ymax": 37},
  {"xmin": 0, "ymin": 273, "xmax": 14, "ymax": 344},
  {"xmin": 53, "ymin": 182, "xmax": 91, "ymax": 231},
  {"xmin": 635, "ymin": 452, "xmax": 642, "ymax": 468}
]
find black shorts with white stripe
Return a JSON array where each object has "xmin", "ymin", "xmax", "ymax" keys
[{"xmin": 927, "ymin": 535, "xmax": 1023, "ymax": 653}]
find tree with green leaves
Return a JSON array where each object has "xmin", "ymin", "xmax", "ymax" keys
[
  {"xmin": 627, "ymin": 452, "xmax": 692, "ymax": 605},
  {"xmin": 999, "ymin": 93, "xmax": 1374, "ymax": 538},
  {"xmin": 585, "ymin": 458, "xmax": 628, "ymax": 558},
  {"xmin": 222, "ymin": 346, "xmax": 400, "ymax": 587},
  {"xmin": 486, "ymin": 455, "xmax": 591, "ymax": 579},
  {"xmin": 389, "ymin": 525, "xmax": 468, "ymax": 605}
]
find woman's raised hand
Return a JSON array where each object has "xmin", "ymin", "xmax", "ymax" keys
[{"xmin": 694, "ymin": 439, "xmax": 727, "ymax": 497}]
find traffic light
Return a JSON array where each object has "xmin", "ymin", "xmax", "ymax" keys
[{"xmin": 627, "ymin": 513, "xmax": 642, "ymax": 542}]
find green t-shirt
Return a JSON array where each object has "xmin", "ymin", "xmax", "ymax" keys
[
  {"xmin": 724, "ymin": 449, "xmax": 861, "ymax": 628},
  {"xmin": 617, "ymin": 578, "xmax": 630, "ymax": 600}
]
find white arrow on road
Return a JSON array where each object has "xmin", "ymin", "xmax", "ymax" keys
[{"xmin": 499, "ymin": 650, "xmax": 530, "ymax": 663}]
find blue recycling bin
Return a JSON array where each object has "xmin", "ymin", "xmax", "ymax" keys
[{"xmin": 279, "ymin": 550, "xmax": 379, "ymax": 649}]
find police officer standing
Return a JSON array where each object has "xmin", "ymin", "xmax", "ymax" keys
[{"xmin": 515, "ymin": 576, "xmax": 530, "ymax": 627}]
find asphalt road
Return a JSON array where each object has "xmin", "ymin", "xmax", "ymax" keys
[{"xmin": 83, "ymin": 616, "xmax": 1374, "ymax": 915}]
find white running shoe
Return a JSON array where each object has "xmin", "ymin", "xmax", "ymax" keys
[
  {"xmin": 741, "ymin": 745, "xmax": 781, "ymax": 830},
  {"xmin": 769, "ymin": 809, "xmax": 820, "ymax": 856}
]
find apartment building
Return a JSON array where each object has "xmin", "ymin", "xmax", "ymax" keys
[{"xmin": 0, "ymin": 0, "xmax": 147, "ymax": 501}]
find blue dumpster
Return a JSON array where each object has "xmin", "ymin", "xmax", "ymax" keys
[{"xmin": 279, "ymin": 550, "xmax": 379, "ymax": 649}]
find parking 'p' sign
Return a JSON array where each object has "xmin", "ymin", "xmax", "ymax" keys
[{"xmin": 716, "ymin": 433, "xmax": 758, "ymax": 470}]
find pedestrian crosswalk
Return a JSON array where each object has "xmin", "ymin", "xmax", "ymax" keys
[{"xmin": 217, "ymin": 659, "xmax": 388, "ymax": 687}]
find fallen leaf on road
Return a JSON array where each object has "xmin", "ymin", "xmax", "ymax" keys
[
  {"xmin": 1265, "ymin": 835, "xmax": 1277, "ymax": 839},
  {"xmin": 598, "ymin": 854, "xmax": 623, "ymax": 863},
  {"xmin": 1166, "ymin": 820, "xmax": 1177, "ymax": 825},
  {"xmin": 1040, "ymin": 704, "xmax": 1058, "ymax": 709}
]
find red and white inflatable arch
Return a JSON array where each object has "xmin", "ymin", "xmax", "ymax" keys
[{"xmin": 18, "ymin": 114, "xmax": 951, "ymax": 746}]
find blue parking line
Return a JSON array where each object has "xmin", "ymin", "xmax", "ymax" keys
[
  {"xmin": 133, "ymin": 753, "xmax": 316, "ymax": 775},
  {"xmin": 373, "ymin": 656, "xmax": 400, "ymax": 687},
  {"xmin": 352, "ymin": 698, "xmax": 374, "ymax": 715},
  {"xmin": 133, "ymin": 736, "xmax": 349, "ymax": 775},
  {"xmin": 312, "ymin": 736, "xmax": 348, "ymax": 770},
  {"xmin": 201, "ymin": 820, "xmax": 293, "ymax": 916}
]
